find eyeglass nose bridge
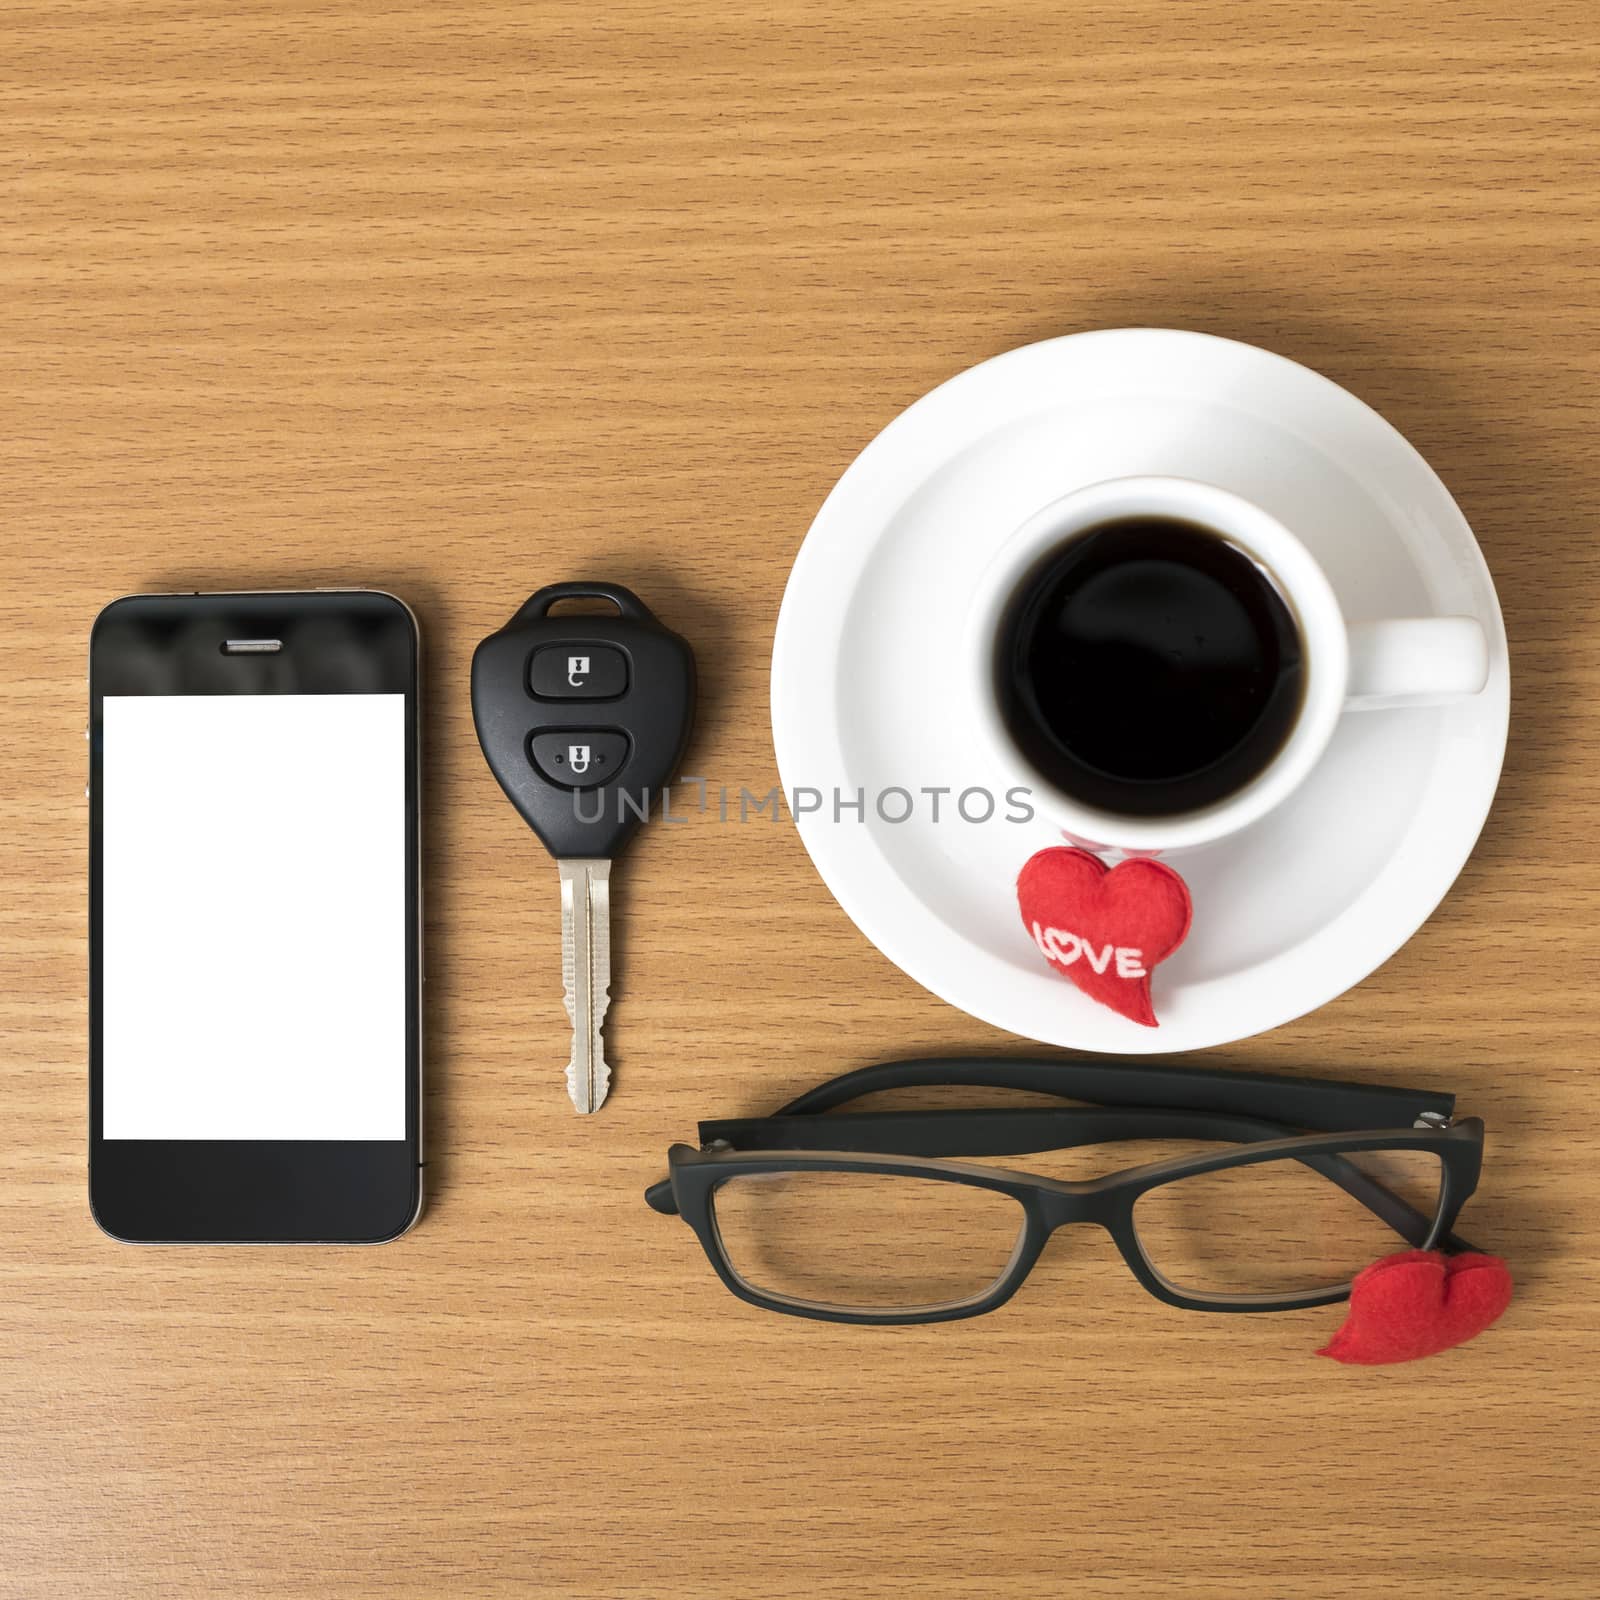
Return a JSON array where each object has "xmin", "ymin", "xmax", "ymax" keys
[{"xmin": 1033, "ymin": 1183, "xmax": 1118, "ymax": 1234}]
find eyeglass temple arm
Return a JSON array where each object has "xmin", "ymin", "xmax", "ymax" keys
[
  {"xmin": 645, "ymin": 1118, "xmax": 1473, "ymax": 1251},
  {"xmin": 647, "ymin": 1060, "xmax": 1468, "ymax": 1246},
  {"xmin": 772, "ymin": 1057, "xmax": 1456, "ymax": 1132},
  {"xmin": 771, "ymin": 1058, "xmax": 1468, "ymax": 1247}
]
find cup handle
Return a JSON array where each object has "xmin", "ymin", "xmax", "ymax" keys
[{"xmin": 1343, "ymin": 617, "xmax": 1490, "ymax": 710}]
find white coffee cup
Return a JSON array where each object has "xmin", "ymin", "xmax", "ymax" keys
[{"xmin": 966, "ymin": 476, "xmax": 1490, "ymax": 853}]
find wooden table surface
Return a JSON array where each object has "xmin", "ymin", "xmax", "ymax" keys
[{"xmin": 5, "ymin": 4, "xmax": 1599, "ymax": 1596}]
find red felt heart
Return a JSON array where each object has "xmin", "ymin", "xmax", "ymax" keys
[
  {"xmin": 1016, "ymin": 847, "xmax": 1192, "ymax": 1026},
  {"xmin": 1318, "ymin": 1250, "xmax": 1513, "ymax": 1365}
]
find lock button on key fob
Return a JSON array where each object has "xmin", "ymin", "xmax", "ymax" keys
[{"xmin": 529, "ymin": 729, "xmax": 630, "ymax": 788}]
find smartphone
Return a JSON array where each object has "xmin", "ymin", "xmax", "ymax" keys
[{"xmin": 88, "ymin": 591, "xmax": 423, "ymax": 1243}]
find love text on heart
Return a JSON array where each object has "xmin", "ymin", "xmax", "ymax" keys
[{"xmin": 1029, "ymin": 921, "xmax": 1147, "ymax": 979}]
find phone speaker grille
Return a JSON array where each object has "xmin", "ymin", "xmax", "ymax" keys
[{"xmin": 221, "ymin": 639, "xmax": 283, "ymax": 654}]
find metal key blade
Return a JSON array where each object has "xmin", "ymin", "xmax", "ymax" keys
[{"xmin": 558, "ymin": 858, "xmax": 613, "ymax": 1114}]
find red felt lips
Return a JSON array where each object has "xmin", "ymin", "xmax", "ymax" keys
[
  {"xmin": 1318, "ymin": 1250, "xmax": 1513, "ymax": 1365},
  {"xmin": 1017, "ymin": 847, "xmax": 1192, "ymax": 1026}
]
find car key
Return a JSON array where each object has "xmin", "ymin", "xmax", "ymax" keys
[{"xmin": 471, "ymin": 583, "xmax": 695, "ymax": 1113}]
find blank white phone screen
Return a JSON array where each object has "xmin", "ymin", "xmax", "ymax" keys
[{"xmin": 102, "ymin": 693, "xmax": 407, "ymax": 1140}]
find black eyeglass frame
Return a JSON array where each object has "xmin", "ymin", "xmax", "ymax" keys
[{"xmin": 646, "ymin": 1058, "xmax": 1485, "ymax": 1325}]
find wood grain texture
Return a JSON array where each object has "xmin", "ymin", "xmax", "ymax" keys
[{"xmin": 4, "ymin": 2, "xmax": 1599, "ymax": 1594}]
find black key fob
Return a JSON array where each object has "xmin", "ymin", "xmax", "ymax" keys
[{"xmin": 471, "ymin": 583, "xmax": 696, "ymax": 860}]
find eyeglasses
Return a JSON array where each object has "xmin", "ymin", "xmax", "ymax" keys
[{"xmin": 646, "ymin": 1058, "xmax": 1486, "ymax": 1324}]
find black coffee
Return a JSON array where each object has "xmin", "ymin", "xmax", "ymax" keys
[{"xmin": 996, "ymin": 517, "xmax": 1304, "ymax": 816}]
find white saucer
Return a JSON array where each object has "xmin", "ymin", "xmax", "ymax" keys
[{"xmin": 770, "ymin": 329, "xmax": 1509, "ymax": 1054}]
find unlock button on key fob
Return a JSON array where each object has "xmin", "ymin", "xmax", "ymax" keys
[
  {"xmin": 529, "ymin": 729, "xmax": 630, "ymax": 788},
  {"xmin": 530, "ymin": 643, "xmax": 628, "ymax": 699}
]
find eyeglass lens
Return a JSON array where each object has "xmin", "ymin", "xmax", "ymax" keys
[
  {"xmin": 711, "ymin": 1171, "xmax": 1026, "ymax": 1314},
  {"xmin": 1131, "ymin": 1146, "xmax": 1445, "ymax": 1297}
]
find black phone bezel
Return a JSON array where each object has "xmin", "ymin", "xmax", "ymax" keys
[{"xmin": 87, "ymin": 590, "xmax": 423, "ymax": 1244}]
